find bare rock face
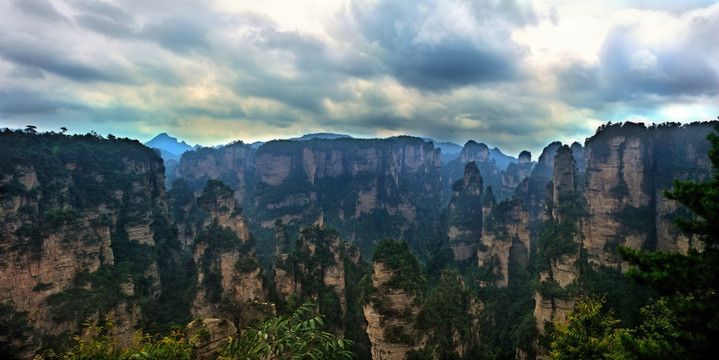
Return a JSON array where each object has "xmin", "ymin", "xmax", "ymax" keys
[
  {"xmin": 362, "ymin": 260, "xmax": 426, "ymax": 360},
  {"xmin": 250, "ymin": 137, "xmax": 443, "ymax": 255},
  {"xmin": 582, "ymin": 124, "xmax": 661, "ymax": 268},
  {"xmin": 501, "ymin": 151, "xmax": 533, "ymax": 197},
  {"xmin": 460, "ymin": 141, "xmax": 490, "ymax": 164},
  {"xmin": 447, "ymin": 162, "xmax": 484, "ymax": 261},
  {"xmin": 273, "ymin": 225, "xmax": 364, "ymax": 319},
  {"xmin": 479, "ymin": 198, "xmax": 531, "ymax": 287},
  {"xmin": 532, "ymin": 145, "xmax": 582, "ymax": 358},
  {"xmin": 0, "ymin": 132, "xmax": 172, "ymax": 356},
  {"xmin": 191, "ymin": 180, "xmax": 267, "ymax": 325},
  {"xmin": 514, "ymin": 142, "xmax": 562, "ymax": 225},
  {"xmin": 172, "ymin": 142, "xmax": 254, "ymax": 203}
]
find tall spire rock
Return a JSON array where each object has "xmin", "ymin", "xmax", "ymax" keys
[
  {"xmin": 532, "ymin": 144, "xmax": 583, "ymax": 357},
  {"xmin": 190, "ymin": 180, "xmax": 268, "ymax": 325},
  {"xmin": 447, "ymin": 162, "xmax": 484, "ymax": 261}
]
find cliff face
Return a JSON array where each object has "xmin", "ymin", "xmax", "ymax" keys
[
  {"xmin": 501, "ymin": 151, "xmax": 533, "ymax": 197},
  {"xmin": 175, "ymin": 136, "xmax": 443, "ymax": 257},
  {"xmin": 443, "ymin": 140, "xmax": 511, "ymax": 203},
  {"xmin": 362, "ymin": 256, "xmax": 426, "ymax": 360},
  {"xmin": 447, "ymin": 162, "xmax": 484, "ymax": 261},
  {"xmin": 479, "ymin": 197, "xmax": 531, "ymax": 287},
  {"xmin": 273, "ymin": 225, "xmax": 367, "ymax": 339},
  {"xmin": 514, "ymin": 142, "xmax": 562, "ymax": 225},
  {"xmin": 190, "ymin": 180, "xmax": 267, "ymax": 325},
  {"xmin": 0, "ymin": 131, "xmax": 173, "ymax": 355},
  {"xmin": 172, "ymin": 142, "xmax": 254, "ymax": 203},
  {"xmin": 533, "ymin": 145, "xmax": 582, "ymax": 350},
  {"xmin": 582, "ymin": 122, "xmax": 713, "ymax": 267}
]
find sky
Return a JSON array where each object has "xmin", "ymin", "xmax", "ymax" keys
[{"xmin": 1, "ymin": 0, "xmax": 718, "ymax": 156}]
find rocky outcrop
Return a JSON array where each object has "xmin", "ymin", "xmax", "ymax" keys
[
  {"xmin": 479, "ymin": 198, "xmax": 531, "ymax": 287},
  {"xmin": 582, "ymin": 122, "xmax": 714, "ymax": 267},
  {"xmin": 533, "ymin": 145, "xmax": 582, "ymax": 355},
  {"xmin": 273, "ymin": 225, "xmax": 364, "ymax": 320},
  {"xmin": 190, "ymin": 180, "xmax": 266, "ymax": 323},
  {"xmin": 514, "ymin": 142, "xmax": 562, "ymax": 224},
  {"xmin": 501, "ymin": 151, "xmax": 533, "ymax": 197},
  {"xmin": 185, "ymin": 318, "xmax": 238, "ymax": 360},
  {"xmin": 0, "ymin": 131, "xmax": 172, "ymax": 356},
  {"xmin": 362, "ymin": 241, "xmax": 426, "ymax": 360},
  {"xmin": 172, "ymin": 142, "xmax": 255, "ymax": 203},
  {"xmin": 447, "ymin": 162, "xmax": 484, "ymax": 261}
]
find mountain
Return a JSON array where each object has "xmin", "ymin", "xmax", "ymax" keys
[
  {"xmin": 144, "ymin": 132, "xmax": 199, "ymax": 161},
  {"xmin": 290, "ymin": 132, "xmax": 353, "ymax": 141},
  {"xmin": 3, "ymin": 121, "xmax": 718, "ymax": 359},
  {"xmin": 422, "ymin": 138, "xmax": 463, "ymax": 164},
  {"xmin": 489, "ymin": 146, "xmax": 519, "ymax": 171}
]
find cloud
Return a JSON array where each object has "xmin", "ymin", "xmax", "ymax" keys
[
  {"xmin": 11, "ymin": 0, "xmax": 69, "ymax": 22},
  {"xmin": 0, "ymin": 0, "xmax": 717, "ymax": 156},
  {"xmin": 0, "ymin": 88, "xmax": 85, "ymax": 116},
  {"xmin": 141, "ymin": 16, "xmax": 211, "ymax": 54},
  {"xmin": 0, "ymin": 35, "xmax": 127, "ymax": 82},
  {"xmin": 599, "ymin": 25, "xmax": 719, "ymax": 100},
  {"xmin": 349, "ymin": 0, "xmax": 531, "ymax": 91}
]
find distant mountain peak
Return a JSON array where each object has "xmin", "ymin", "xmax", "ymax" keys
[{"xmin": 145, "ymin": 133, "xmax": 198, "ymax": 161}]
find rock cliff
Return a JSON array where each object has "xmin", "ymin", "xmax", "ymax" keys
[
  {"xmin": 273, "ymin": 224, "xmax": 367, "ymax": 342},
  {"xmin": 583, "ymin": 122, "xmax": 713, "ymax": 267},
  {"xmin": 190, "ymin": 180, "xmax": 268, "ymax": 326},
  {"xmin": 446, "ymin": 162, "xmax": 484, "ymax": 261},
  {"xmin": 533, "ymin": 145, "xmax": 582, "ymax": 355},
  {"xmin": 175, "ymin": 136, "xmax": 443, "ymax": 257},
  {"xmin": 361, "ymin": 240, "xmax": 426, "ymax": 360},
  {"xmin": 172, "ymin": 142, "xmax": 255, "ymax": 203},
  {"xmin": 0, "ymin": 131, "xmax": 175, "ymax": 356}
]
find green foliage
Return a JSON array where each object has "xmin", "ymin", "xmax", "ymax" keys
[
  {"xmin": 235, "ymin": 255, "xmax": 260, "ymax": 273},
  {"xmin": 0, "ymin": 302, "xmax": 36, "ymax": 358},
  {"xmin": 549, "ymin": 295, "xmax": 631, "ymax": 360},
  {"xmin": 536, "ymin": 219, "xmax": 579, "ymax": 267},
  {"xmin": 414, "ymin": 270, "xmax": 478, "ymax": 359},
  {"xmin": 219, "ymin": 301, "xmax": 355, "ymax": 360},
  {"xmin": 370, "ymin": 239, "xmax": 425, "ymax": 294},
  {"xmin": 619, "ymin": 298, "xmax": 687, "ymax": 359},
  {"xmin": 536, "ymin": 280, "xmax": 576, "ymax": 300},
  {"xmin": 275, "ymin": 225, "xmax": 370, "ymax": 358},
  {"xmin": 43, "ymin": 317, "xmax": 195, "ymax": 360},
  {"xmin": 45, "ymin": 264, "xmax": 133, "ymax": 324}
]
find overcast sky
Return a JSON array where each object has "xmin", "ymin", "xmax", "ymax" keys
[{"xmin": 1, "ymin": 0, "xmax": 717, "ymax": 156}]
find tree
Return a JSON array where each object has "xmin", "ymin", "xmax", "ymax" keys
[
  {"xmin": 43, "ymin": 316, "xmax": 196, "ymax": 360},
  {"xmin": 549, "ymin": 295, "xmax": 631, "ymax": 360},
  {"xmin": 24, "ymin": 125, "xmax": 37, "ymax": 134},
  {"xmin": 219, "ymin": 301, "xmax": 354, "ymax": 360},
  {"xmin": 618, "ymin": 123, "xmax": 719, "ymax": 358}
]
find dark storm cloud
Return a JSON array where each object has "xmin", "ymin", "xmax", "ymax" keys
[
  {"xmin": 11, "ymin": 0, "xmax": 69, "ymax": 22},
  {"xmin": 350, "ymin": 0, "xmax": 529, "ymax": 91},
  {"xmin": 0, "ymin": 89, "xmax": 85, "ymax": 116},
  {"xmin": 390, "ymin": 39, "xmax": 519, "ymax": 90}
]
